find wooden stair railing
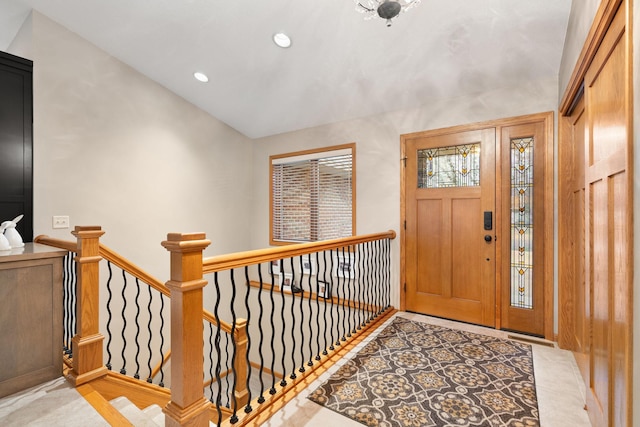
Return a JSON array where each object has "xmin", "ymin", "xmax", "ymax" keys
[
  {"xmin": 36, "ymin": 227, "xmax": 397, "ymax": 427},
  {"xmin": 35, "ymin": 227, "xmax": 247, "ymax": 426}
]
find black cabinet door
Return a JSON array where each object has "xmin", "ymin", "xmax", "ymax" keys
[{"xmin": 0, "ymin": 51, "xmax": 33, "ymax": 242}]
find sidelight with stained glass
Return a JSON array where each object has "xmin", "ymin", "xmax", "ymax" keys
[{"xmin": 510, "ymin": 137, "xmax": 534, "ymax": 309}]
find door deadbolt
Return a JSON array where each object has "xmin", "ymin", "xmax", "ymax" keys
[{"xmin": 484, "ymin": 235, "xmax": 492, "ymax": 242}]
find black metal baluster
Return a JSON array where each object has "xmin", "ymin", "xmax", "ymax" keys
[
  {"xmin": 119, "ymin": 270, "xmax": 128, "ymax": 375},
  {"xmin": 376, "ymin": 240, "xmax": 386, "ymax": 313},
  {"xmin": 146, "ymin": 286, "xmax": 154, "ymax": 383},
  {"xmin": 321, "ymin": 250, "xmax": 330, "ymax": 356},
  {"xmin": 340, "ymin": 247, "xmax": 347, "ymax": 342},
  {"xmin": 296, "ymin": 256, "xmax": 305, "ymax": 374},
  {"xmin": 364, "ymin": 241, "xmax": 372, "ymax": 324},
  {"xmin": 224, "ymin": 333, "xmax": 231, "ymax": 408},
  {"xmin": 213, "ymin": 272, "xmax": 223, "ymax": 425},
  {"xmin": 268, "ymin": 263, "xmax": 277, "ymax": 395},
  {"xmin": 229, "ymin": 269, "xmax": 239, "ymax": 424},
  {"xmin": 208, "ymin": 322, "xmax": 216, "ymax": 404},
  {"xmin": 375, "ymin": 239, "xmax": 382, "ymax": 315},
  {"xmin": 71, "ymin": 257, "xmax": 77, "ymax": 345},
  {"xmin": 133, "ymin": 278, "xmax": 141, "ymax": 379},
  {"xmin": 279, "ymin": 259, "xmax": 287, "ymax": 388},
  {"xmin": 305, "ymin": 256, "xmax": 313, "ymax": 367},
  {"xmin": 371, "ymin": 240, "xmax": 379, "ymax": 318},
  {"xmin": 158, "ymin": 293, "xmax": 165, "ymax": 387},
  {"xmin": 345, "ymin": 246, "xmax": 353, "ymax": 337},
  {"xmin": 330, "ymin": 249, "xmax": 339, "ymax": 349},
  {"xmin": 256, "ymin": 264, "xmax": 266, "ymax": 404},
  {"xmin": 62, "ymin": 253, "xmax": 71, "ymax": 355},
  {"xmin": 385, "ymin": 238, "xmax": 392, "ymax": 309},
  {"xmin": 105, "ymin": 261, "xmax": 114, "ymax": 370},
  {"xmin": 357, "ymin": 243, "xmax": 364, "ymax": 329},
  {"xmin": 243, "ymin": 266, "xmax": 253, "ymax": 414},
  {"xmin": 289, "ymin": 257, "xmax": 297, "ymax": 380},
  {"xmin": 314, "ymin": 253, "xmax": 322, "ymax": 362}
]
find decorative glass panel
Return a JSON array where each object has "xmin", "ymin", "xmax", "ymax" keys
[
  {"xmin": 510, "ymin": 137, "xmax": 534, "ymax": 309},
  {"xmin": 417, "ymin": 143, "xmax": 480, "ymax": 188}
]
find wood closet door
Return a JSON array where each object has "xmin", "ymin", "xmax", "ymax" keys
[{"xmin": 583, "ymin": 3, "xmax": 631, "ymax": 426}]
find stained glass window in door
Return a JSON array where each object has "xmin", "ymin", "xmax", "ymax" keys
[
  {"xmin": 510, "ymin": 137, "xmax": 534, "ymax": 309},
  {"xmin": 417, "ymin": 143, "xmax": 480, "ymax": 188}
]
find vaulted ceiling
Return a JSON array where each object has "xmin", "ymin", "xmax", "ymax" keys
[{"xmin": 0, "ymin": 0, "xmax": 572, "ymax": 138}]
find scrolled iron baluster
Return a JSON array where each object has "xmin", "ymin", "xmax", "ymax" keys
[
  {"xmin": 208, "ymin": 322, "xmax": 216, "ymax": 405},
  {"xmin": 62, "ymin": 253, "xmax": 72, "ymax": 355},
  {"xmin": 243, "ymin": 266, "xmax": 253, "ymax": 413},
  {"xmin": 329, "ymin": 249, "xmax": 338, "ymax": 349},
  {"xmin": 224, "ymin": 333, "xmax": 231, "ymax": 408},
  {"xmin": 289, "ymin": 257, "xmax": 298, "ymax": 379},
  {"xmin": 357, "ymin": 242, "xmax": 364, "ymax": 329},
  {"xmin": 145, "ymin": 286, "xmax": 153, "ymax": 383},
  {"xmin": 385, "ymin": 238, "xmax": 392, "ymax": 309},
  {"xmin": 229, "ymin": 269, "xmax": 239, "ymax": 424},
  {"xmin": 314, "ymin": 253, "xmax": 322, "ymax": 362},
  {"xmin": 158, "ymin": 293, "xmax": 165, "ymax": 387},
  {"xmin": 105, "ymin": 261, "xmax": 114, "ymax": 370},
  {"xmin": 133, "ymin": 278, "xmax": 141, "ymax": 379},
  {"xmin": 268, "ymin": 262, "xmax": 277, "ymax": 395},
  {"xmin": 256, "ymin": 264, "xmax": 266, "ymax": 404},
  {"xmin": 297, "ymin": 256, "xmax": 305, "ymax": 373},
  {"xmin": 321, "ymin": 250, "xmax": 330, "ymax": 356},
  {"xmin": 340, "ymin": 247, "xmax": 347, "ymax": 342},
  {"xmin": 213, "ymin": 272, "xmax": 223, "ymax": 425},
  {"xmin": 279, "ymin": 259, "xmax": 287, "ymax": 388},
  {"xmin": 119, "ymin": 270, "xmax": 128, "ymax": 375},
  {"xmin": 366, "ymin": 240, "xmax": 373, "ymax": 323}
]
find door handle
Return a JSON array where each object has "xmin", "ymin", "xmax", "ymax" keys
[{"xmin": 484, "ymin": 235, "xmax": 492, "ymax": 242}]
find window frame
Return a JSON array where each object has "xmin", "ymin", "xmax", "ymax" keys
[{"xmin": 269, "ymin": 143, "xmax": 356, "ymax": 246}]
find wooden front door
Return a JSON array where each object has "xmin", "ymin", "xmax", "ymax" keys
[{"xmin": 404, "ymin": 128, "xmax": 496, "ymax": 327}]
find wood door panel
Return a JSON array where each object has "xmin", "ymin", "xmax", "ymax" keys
[
  {"xmin": 589, "ymin": 178, "xmax": 609, "ymax": 423},
  {"xmin": 451, "ymin": 197, "xmax": 482, "ymax": 302},
  {"xmin": 610, "ymin": 170, "xmax": 629, "ymax": 427},
  {"xmin": 416, "ymin": 199, "xmax": 444, "ymax": 295}
]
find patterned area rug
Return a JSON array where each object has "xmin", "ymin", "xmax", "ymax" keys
[{"xmin": 308, "ymin": 317, "xmax": 539, "ymax": 426}]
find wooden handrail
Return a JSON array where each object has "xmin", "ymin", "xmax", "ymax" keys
[
  {"xmin": 34, "ymin": 234, "xmax": 234, "ymax": 335},
  {"xmin": 203, "ymin": 230, "xmax": 396, "ymax": 273},
  {"xmin": 34, "ymin": 235, "xmax": 77, "ymax": 252}
]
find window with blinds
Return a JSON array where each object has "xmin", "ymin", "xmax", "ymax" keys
[{"xmin": 270, "ymin": 144, "xmax": 355, "ymax": 244}]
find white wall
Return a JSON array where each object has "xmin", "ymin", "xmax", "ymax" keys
[
  {"xmin": 558, "ymin": 0, "xmax": 601, "ymax": 99},
  {"xmin": 252, "ymin": 77, "xmax": 559, "ymax": 309},
  {"xmin": 8, "ymin": 12, "xmax": 254, "ymax": 282}
]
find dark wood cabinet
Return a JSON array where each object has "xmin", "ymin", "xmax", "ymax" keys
[
  {"xmin": 0, "ymin": 51, "xmax": 33, "ymax": 242},
  {"xmin": 0, "ymin": 244, "xmax": 66, "ymax": 398}
]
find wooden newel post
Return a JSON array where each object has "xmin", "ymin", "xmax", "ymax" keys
[
  {"xmin": 161, "ymin": 232, "xmax": 211, "ymax": 427},
  {"xmin": 233, "ymin": 319, "xmax": 249, "ymax": 407},
  {"xmin": 70, "ymin": 226, "xmax": 108, "ymax": 386}
]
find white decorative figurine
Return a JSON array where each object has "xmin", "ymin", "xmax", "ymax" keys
[
  {"xmin": 1, "ymin": 214, "xmax": 25, "ymax": 248},
  {"xmin": 0, "ymin": 222, "xmax": 10, "ymax": 251}
]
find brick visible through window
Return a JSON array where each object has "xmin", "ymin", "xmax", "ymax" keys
[{"xmin": 271, "ymin": 144, "xmax": 355, "ymax": 243}]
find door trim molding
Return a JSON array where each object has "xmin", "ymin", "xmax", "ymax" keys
[{"xmin": 400, "ymin": 111, "xmax": 554, "ymax": 340}]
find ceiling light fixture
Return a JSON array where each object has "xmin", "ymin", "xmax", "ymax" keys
[
  {"xmin": 355, "ymin": 0, "xmax": 421, "ymax": 27},
  {"xmin": 193, "ymin": 72, "xmax": 209, "ymax": 82},
  {"xmin": 273, "ymin": 32, "xmax": 292, "ymax": 48}
]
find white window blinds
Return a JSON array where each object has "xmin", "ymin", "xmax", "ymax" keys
[{"xmin": 271, "ymin": 147, "xmax": 354, "ymax": 243}]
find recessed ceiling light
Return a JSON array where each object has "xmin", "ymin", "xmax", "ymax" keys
[
  {"xmin": 193, "ymin": 72, "xmax": 209, "ymax": 82},
  {"xmin": 273, "ymin": 32, "xmax": 291, "ymax": 48}
]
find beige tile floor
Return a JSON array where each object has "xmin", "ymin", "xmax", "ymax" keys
[
  {"xmin": 262, "ymin": 312, "xmax": 592, "ymax": 427},
  {"xmin": 0, "ymin": 311, "xmax": 592, "ymax": 426}
]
